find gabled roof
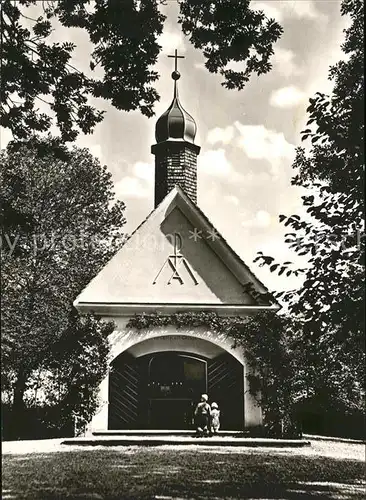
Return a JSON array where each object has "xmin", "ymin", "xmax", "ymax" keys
[{"xmin": 74, "ymin": 186, "xmax": 280, "ymax": 316}]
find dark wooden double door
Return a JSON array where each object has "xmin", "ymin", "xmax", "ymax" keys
[{"xmin": 108, "ymin": 351, "xmax": 244, "ymax": 430}]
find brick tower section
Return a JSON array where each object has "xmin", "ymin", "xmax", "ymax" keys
[{"xmin": 151, "ymin": 141, "xmax": 200, "ymax": 207}]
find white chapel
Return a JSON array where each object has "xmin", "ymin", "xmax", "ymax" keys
[{"xmin": 74, "ymin": 54, "xmax": 280, "ymax": 433}]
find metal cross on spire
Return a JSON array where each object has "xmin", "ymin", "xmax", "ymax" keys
[{"xmin": 168, "ymin": 49, "xmax": 185, "ymax": 72}]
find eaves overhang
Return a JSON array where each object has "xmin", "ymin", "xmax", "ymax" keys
[{"xmin": 74, "ymin": 301, "xmax": 281, "ymax": 317}]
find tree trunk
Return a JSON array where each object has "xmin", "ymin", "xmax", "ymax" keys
[
  {"xmin": 13, "ymin": 371, "xmax": 27, "ymax": 410},
  {"xmin": 11, "ymin": 371, "xmax": 28, "ymax": 439}
]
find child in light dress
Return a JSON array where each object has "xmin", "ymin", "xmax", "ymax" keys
[{"xmin": 210, "ymin": 402, "xmax": 220, "ymax": 435}]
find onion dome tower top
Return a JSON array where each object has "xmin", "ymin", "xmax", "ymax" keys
[
  {"xmin": 152, "ymin": 50, "xmax": 200, "ymax": 208},
  {"xmin": 155, "ymin": 50, "xmax": 197, "ymax": 144}
]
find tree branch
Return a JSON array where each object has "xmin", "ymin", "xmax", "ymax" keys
[
  {"xmin": 35, "ymin": 95, "xmax": 52, "ymax": 106},
  {"xmin": 18, "ymin": 11, "xmax": 38, "ymax": 23},
  {"xmin": 26, "ymin": 39, "xmax": 84, "ymax": 75}
]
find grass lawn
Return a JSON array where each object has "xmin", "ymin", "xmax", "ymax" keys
[{"xmin": 2, "ymin": 440, "xmax": 365, "ymax": 499}]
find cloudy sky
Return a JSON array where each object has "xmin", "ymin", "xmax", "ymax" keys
[{"xmin": 1, "ymin": 0, "xmax": 349, "ymax": 293}]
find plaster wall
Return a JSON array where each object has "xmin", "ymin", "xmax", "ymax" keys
[{"xmin": 127, "ymin": 335, "xmax": 224, "ymax": 359}]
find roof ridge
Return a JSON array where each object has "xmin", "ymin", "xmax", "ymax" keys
[{"xmin": 175, "ymin": 186, "xmax": 274, "ymax": 299}]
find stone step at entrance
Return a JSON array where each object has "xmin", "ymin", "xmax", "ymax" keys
[
  {"xmin": 92, "ymin": 429, "xmax": 249, "ymax": 437},
  {"xmin": 61, "ymin": 433, "xmax": 311, "ymax": 448}
]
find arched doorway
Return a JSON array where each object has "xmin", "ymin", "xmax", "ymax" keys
[{"xmin": 108, "ymin": 337, "xmax": 245, "ymax": 430}]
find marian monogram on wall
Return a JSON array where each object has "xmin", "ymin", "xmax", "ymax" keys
[{"xmin": 153, "ymin": 233, "xmax": 198, "ymax": 285}]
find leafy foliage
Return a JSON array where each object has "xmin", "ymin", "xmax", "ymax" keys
[
  {"xmin": 0, "ymin": 0, "xmax": 165, "ymax": 140},
  {"xmin": 255, "ymin": 0, "xmax": 365, "ymax": 415},
  {"xmin": 179, "ymin": 0, "xmax": 283, "ymax": 90},
  {"xmin": 0, "ymin": 0, "xmax": 283, "ymax": 140},
  {"xmin": 38, "ymin": 313, "xmax": 113, "ymax": 436},
  {"xmin": 1, "ymin": 137, "xmax": 125, "ymax": 435}
]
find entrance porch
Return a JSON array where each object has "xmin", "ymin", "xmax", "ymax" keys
[
  {"xmin": 108, "ymin": 350, "xmax": 244, "ymax": 430},
  {"xmin": 86, "ymin": 325, "xmax": 263, "ymax": 434}
]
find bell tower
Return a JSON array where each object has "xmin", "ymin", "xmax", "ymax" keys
[{"xmin": 151, "ymin": 50, "xmax": 200, "ymax": 207}]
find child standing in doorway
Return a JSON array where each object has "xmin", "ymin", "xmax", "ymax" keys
[
  {"xmin": 210, "ymin": 402, "xmax": 220, "ymax": 435},
  {"xmin": 194, "ymin": 394, "xmax": 211, "ymax": 437}
]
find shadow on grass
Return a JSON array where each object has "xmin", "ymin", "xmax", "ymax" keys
[{"xmin": 2, "ymin": 449, "xmax": 365, "ymax": 499}]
